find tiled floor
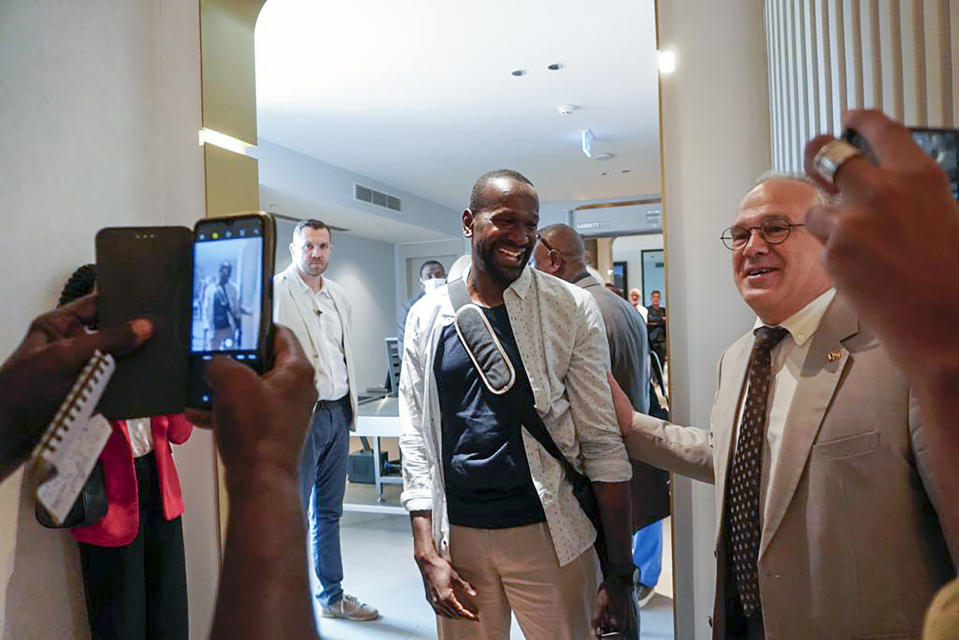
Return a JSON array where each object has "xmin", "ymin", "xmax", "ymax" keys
[{"xmin": 308, "ymin": 485, "xmax": 675, "ymax": 639}]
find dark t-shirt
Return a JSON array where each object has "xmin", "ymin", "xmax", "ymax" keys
[
  {"xmin": 212, "ymin": 286, "xmax": 232, "ymax": 329},
  {"xmin": 434, "ymin": 304, "xmax": 546, "ymax": 529}
]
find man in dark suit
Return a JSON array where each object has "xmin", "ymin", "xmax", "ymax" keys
[
  {"xmin": 533, "ymin": 223, "xmax": 671, "ymax": 619},
  {"xmin": 646, "ymin": 290, "xmax": 666, "ymax": 367}
]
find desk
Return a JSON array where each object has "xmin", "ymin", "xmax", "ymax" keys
[{"xmin": 344, "ymin": 396, "xmax": 405, "ymax": 515}]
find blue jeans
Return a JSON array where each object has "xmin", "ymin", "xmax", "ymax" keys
[
  {"xmin": 632, "ymin": 519, "xmax": 664, "ymax": 588},
  {"xmin": 299, "ymin": 396, "xmax": 351, "ymax": 606}
]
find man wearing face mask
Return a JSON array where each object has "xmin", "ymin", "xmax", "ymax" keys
[
  {"xmin": 400, "ymin": 169, "xmax": 635, "ymax": 639},
  {"xmin": 397, "ymin": 260, "xmax": 447, "ymax": 360}
]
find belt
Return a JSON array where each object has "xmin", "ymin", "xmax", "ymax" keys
[{"xmin": 315, "ymin": 394, "xmax": 350, "ymax": 410}]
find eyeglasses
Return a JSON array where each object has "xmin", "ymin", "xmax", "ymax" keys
[
  {"xmin": 536, "ymin": 233, "xmax": 560, "ymax": 258},
  {"xmin": 720, "ymin": 216, "xmax": 806, "ymax": 250}
]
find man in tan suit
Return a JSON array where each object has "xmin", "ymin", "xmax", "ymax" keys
[{"xmin": 611, "ymin": 175, "xmax": 955, "ymax": 638}]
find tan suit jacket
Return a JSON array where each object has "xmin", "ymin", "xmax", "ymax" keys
[{"xmin": 625, "ymin": 295, "xmax": 955, "ymax": 639}]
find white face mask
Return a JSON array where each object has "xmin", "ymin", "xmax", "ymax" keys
[{"xmin": 422, "ymin": 277, "xmax": 446, "ymax": 292}]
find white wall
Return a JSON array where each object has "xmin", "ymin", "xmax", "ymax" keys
[
  {"xmin": 258, "ymin": 140, "xmax": 461, "ymax": 243},
  {"xmin": 657, "ymin": 2, "xmax": 771, "ymax": 638},
  {"xmin": 274, "ymin": 219, "xmax": 398, "ymax": 392},
  {"xmin": 0, "ymin": 1, "xmax": 219, "ymax": 638}
]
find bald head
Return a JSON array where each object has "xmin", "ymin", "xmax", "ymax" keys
[
  {"xmin": 532, "ymin": 223, "xmax": 588, "ymax": 282},
  {"xmin": 469, "ymin": 169, "xmax": 536, "ymax": 214},
  {"xmin": 539, "ymin": 224, "xmax": 585, "ymax": 259}
]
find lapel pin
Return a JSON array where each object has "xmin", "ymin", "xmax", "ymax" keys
[{"xmin": 826, "ymin": 350, "xmax": 842, "ymax": 362}]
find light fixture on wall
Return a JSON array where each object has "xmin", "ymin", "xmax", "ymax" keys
[
  {"xmin": 657, "ymin": 49, "xmax": 677, "ymax": 75},
  {"xmin": 197, "ymin": 128, "xmax": 254, "ymax": 155}
]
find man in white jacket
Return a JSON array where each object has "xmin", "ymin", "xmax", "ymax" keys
[
  {"xmin": 273, "ymin": 219, "xmax": 378, "ymax": 624},
  {"xmin": 399, "ymin": 170, "xmax": 634, "ymax": 639}
]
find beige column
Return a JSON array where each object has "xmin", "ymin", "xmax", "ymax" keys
[{"xmin": 656, "ymin": 1, "xmax": 771, "ymax": 638}]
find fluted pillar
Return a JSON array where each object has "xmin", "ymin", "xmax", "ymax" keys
[{"xmin": 766, "ymin": 0, "xmax": 959, "ymax": 172}]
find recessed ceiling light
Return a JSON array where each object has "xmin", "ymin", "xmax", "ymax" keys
[
  {"xmin": 621, "ymin": 169, "xmax": 632, "ymax": 173},
  {"xmin": 593, "ymin": 153, "xmax": 615, "ymax": 161},
  {"xmin": 557, "ymin": 104, "xmax": 576, "ymax": 116},
  {"xmin": 511, "ymin": 69, "xmax": 528, "ymax": 77},
  {"xmin": 547, "ymin": 63, "xmax": 565, "ymax": 71},
  {"xmin": 601, "ymin": 172, "xmax": 608, "ymax": 176}
]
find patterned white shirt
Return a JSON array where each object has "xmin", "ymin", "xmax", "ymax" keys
[{"xmin": 399, "ymin": 265, "xmax": 632, "ymax": 566}]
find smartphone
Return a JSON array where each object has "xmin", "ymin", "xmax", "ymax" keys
[
  {"xmin": 187, "ymin": 213, "xmax": 276, "ymax": 408},
  {"xmin": 96, "ymin": 226, "xmax": 193, "ymax": 420},
  {"xmin": 843, "ymin": 126, "xmax": 959, "ymax": 200}
]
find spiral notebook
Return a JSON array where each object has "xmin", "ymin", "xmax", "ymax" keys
[{"xmin": 33, "ymin": 351, "xmax": 115, "ymax": 525}]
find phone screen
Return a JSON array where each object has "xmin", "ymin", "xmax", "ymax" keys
[
  {"xmin": 844, "ymin": 126, "xmax": 959, "ymax": 200},
  {"xmin": 189, "ymin": 215, "xmax": 273, "ymax": 407},
  {"xmin": 191, "ymin": 220, "xmax": 264, "ymax": 355},
  {"xmin": 910, "ymin": 128, "xmax": 959, "ymax": 201}
]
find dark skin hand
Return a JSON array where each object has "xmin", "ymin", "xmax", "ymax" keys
[
  {"xmin": 592, "ymin": 481, "xmax": 637, "ymax": 637},
  {"xmin": 0, "ymin": 293, "xmax": 152, "ymax": 481},
  {"xmin": 410, "ymin": 510, "xmax": 479, "ymax": 621},
  {"xmin": 187, "ymin": 327, "xmax": 319, "ymax": 640}
]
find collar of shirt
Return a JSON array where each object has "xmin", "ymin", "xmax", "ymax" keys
[
  {"xmin": 753, "ymin": 287, "xmax": 836, "ymax": 346},
  {"xmin": 460, "ymin": 262, "xmax": 533, "ymax": 301},
  {"xmin": 291, "ymin": 267, "xmax": 332, "ymax": 300}
]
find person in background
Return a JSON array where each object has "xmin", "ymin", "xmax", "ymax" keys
[
  {"xmin": 533, "ymin": 224, "xmax": 669, "ymax": 618},
  {"xmin": 800, "ymin": 109, "xmax": 959, "ymax": 638},
  {"xmin": 646, "ymin": 290, "xmax": 666, "ymax": 366},
  {"xmin": 611, "ymin": 173, "xmax": 955, "ymax": 638},
  {"xmin": 628, "ymin": 288, "xmax": 649, "ymax": 322},
  {"xmin": 273, "ymin": 219, "xmax": 378, "ymax": 623},
  {"xmin": 202, "ymin": 260, "xmax": 251, "ymax": 350},
  {"xmin": 54, "ymin": 264, "xmax": 192, "ymax": 640},
  {"xmin": 400, "ymin": 170, "xmax": 635, "ymax": 639},
  {"xmin": 397, "ymin": 260, "xmax": 447, "ymax": 359}
]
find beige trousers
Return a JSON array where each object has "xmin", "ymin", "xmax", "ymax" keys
[{"xmin": 436, "ymin": 522, "xmax": 601, "ymax": 640}]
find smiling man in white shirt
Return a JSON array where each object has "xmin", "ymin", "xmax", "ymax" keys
[
  {"xmin": 611, "ymin": 174, "xmax": 954, "ymax": 639},
  {"xmin": 273, "ymin": 219, "xmax": 378, "ymax": 624},
  {"xmin": 399, "ymin": 169, "xmax": 634, "ymax": 639}
]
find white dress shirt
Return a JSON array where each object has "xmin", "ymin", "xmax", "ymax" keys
[
  {"xmin": 290, "ymin": 272, "xmax": 350, "ymax": 401},
  {"xmin": 634, "ymin": 303, "xmax": 649, "ymax": 323},
  {"xmin": 399, "ymin": 266, "xmax": 632, "ymax": 566},
  {"xmin": 126, "ymin": 417, "xmax": 154, "ymax": 458},
  {"xmin": 735, "ymin": 288, "xmax": 836, "ymax": 524}
]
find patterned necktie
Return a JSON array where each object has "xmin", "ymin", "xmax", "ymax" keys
[{"xmin": 726, "ymin": 325, "xmax": 789, "ymax": 617}]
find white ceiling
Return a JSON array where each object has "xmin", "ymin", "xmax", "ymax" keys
[{"xmin": 255, "ymin": 0, "xmax": 661, "ymax": 212}]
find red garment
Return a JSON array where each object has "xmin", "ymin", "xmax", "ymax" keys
[{"xmin": 70, "ymin": 414, "xmax": 193, "ymax": 547}]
